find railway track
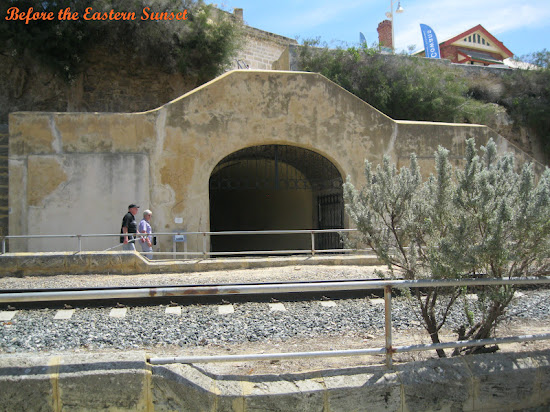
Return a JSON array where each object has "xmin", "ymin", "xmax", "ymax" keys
[
  {"xmin": 1, "ymin": 279, "xmax": 549, "ymax": 356},
  {"xmin": 1, "ymin": 276, "xmax": 548, "ymax": 309},
  {"xmin": 0, "ymin": 278, "xmax": 398, "ymax": 310}
]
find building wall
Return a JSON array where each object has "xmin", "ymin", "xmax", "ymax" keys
[
  {"xmin": 7, "ymin": 70, "xmax": 539, "ymax": 253},
  {"xmin": 234, "ymin": 27, "xmax": 297, "ymax": 70}
]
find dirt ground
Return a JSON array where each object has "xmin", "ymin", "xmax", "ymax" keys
[{"xmin": 148, "ymin": 318, "xmax": 550, "ymax": 376}]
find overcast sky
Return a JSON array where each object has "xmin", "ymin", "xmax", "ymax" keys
[{"xmin": 211, "ymin": 0, "xmax": 550, "ymax": 58}]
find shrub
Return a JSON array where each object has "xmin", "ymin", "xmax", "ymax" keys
[
  {"xmin": 344, "ymin": 138, "xmax": 550, "ymax": 357},
  {"xmin": 295, "ymin": 41, "xmax": 500, "ymax": 125},
  {"xmin": 0, "ymin": 0, "xmax": 242, "ymax": 83},
  {"xmin": 296, "ymin": 42, "xmax": 550, "ymax": 161}
]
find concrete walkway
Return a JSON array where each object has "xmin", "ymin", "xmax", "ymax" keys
[{"xmin": 0, "ymin": 251, "xmax": 381, "ymax": 277}]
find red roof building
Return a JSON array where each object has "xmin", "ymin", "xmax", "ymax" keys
[{"xmin": 415, "ymin": 24, "xmax": 513, "ymax": 66}]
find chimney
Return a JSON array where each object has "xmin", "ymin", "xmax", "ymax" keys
[
  {"xmin": 377, "ymin": 20, "xmax": 392, "ymax": 50},
  {"xmin": 233, "ymin": 8, "xmax": 243, "ymax": 22}
]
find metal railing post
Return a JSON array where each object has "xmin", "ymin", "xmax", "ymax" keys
[
  {"xmin": 384, "ymin": 285, "xmax": 393, "ymax": 368},
  {"xmin": 77, "ymin": 235, "xmax": 82, "ymax": 253},
  {"xmin": 311, "ymin": 232, "xmax": 315, "ymax": 256},
  {"xmin": 184, "ymin": 239, "xmax": 188, "ymax": 259},
  {"xmin": 172, "ymin": 236, "xmax": 176, "ymax": 260},
  {"xmin": 1, "ymin": 238, "xmax": 5, "ymax": 254},
  {"xmin": 203, "ymin": 233, "xmax": 208, "ymax": 258}
]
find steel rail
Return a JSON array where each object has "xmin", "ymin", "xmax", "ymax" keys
[
  {"xmin": 1, "ymin": 228, "xmax": 358, "ymax": 255},
  {"xmin": 2, "ymin": 228, "xmax": 356, "ymax": 239},
  {"xmin": 1, "ymin": 277, "xmax": 548, "ymax": 303},
  {"xmin": 138, "ymin": 248, "xmax": 367, "ymax": 256}
]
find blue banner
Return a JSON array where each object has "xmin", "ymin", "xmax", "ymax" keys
[{"xmin": 420, "ymin": 24, "xmax": 440, "ymax": 59}]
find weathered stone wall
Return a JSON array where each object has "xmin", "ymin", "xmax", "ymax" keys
[
  {"xmin": 9, "ymin": 111, "xmax": 155, "ymax": 252},
  {"xmin": 8, "ymin": 70, "xmax": 539, "ymax": 254},
  {"xmin": 0, "ymin": 49, "xmax": 197, "ymax": 125},
  {"xmin": 234, "ymin": 27, "xmax": 297, "ymax": 70},
  {"xmin": 0, "ymin": 124, "xmax": 8, "ymax": 240},
  {"xmin": 0, "ymin": 349, "xmax": 549, "ymax": 411},
  {"xmin": 0, "ymin": 54, "xmax": 68, "ymax": 125}
]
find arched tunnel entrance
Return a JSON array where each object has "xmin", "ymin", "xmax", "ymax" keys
[{"xmin": 209, "ymin": 145, "xmax": 344, "ymax": 253}]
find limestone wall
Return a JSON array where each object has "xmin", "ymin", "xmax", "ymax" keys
[
  {"xmin": 275, "ymin": 45, "xmax": 546, "ymax": 164},
  {"xmin": 7, "ymin": 70, "xmax": 540, "ymax": 253},
  {"xmin": 8, "ymin": 111, "xmax": 156, "ymax": 252},
  {"xmin": 0, "ymin": 125, "xmax": 8, "ymax": 240},
  {"xmin": 0, "ymin": 349, "xmax": 549, "ymax": 411},
  {"xmin": 0, "ymin": 50, "xmax": 197, "ymax": 126},
  {"xmin": 234, "ymin": 27, "xmax": 297, "ymax": 70}
]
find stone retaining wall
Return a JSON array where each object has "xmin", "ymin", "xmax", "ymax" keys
[
  {"xmin": 0, "ymin": 252, "xmax": 380, "ymax": 276},
  {"xmin": 0, "ymin": 125, "xmax": 7, "ymax": 240},
  {"xmin": 0, "ymin": 350, "xmax": 548, "ymax": 411}
]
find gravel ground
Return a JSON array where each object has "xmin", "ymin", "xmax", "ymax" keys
[
  {"xmin": 0, "ymin": 265, "xmax": 392, "ymax": 289},
  {"xmin": 1, "ymin": 265, "xmax": 549, "ymax": 374}
]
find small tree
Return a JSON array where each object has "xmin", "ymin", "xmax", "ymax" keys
[
  {"xmin": 0, "ymin": 0, "xmax": 243, "ymax": 83},
  {"xmin": 344, "ymin": 138, "xmax": 550, "ymax": 357}
]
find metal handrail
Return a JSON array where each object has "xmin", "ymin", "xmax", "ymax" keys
[
  {"xmin": 1, "ymin": 229, "xmax": 359, "ymax": 257},
  {"xmin": 148, "ymin": 333, "xmax": 550, "ymax": 365}
]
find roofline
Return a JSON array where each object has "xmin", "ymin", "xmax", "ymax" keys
[
  {"xmin": 441, "ymin": 24, "xmax": 513, "ymax": 57},
  {"xmin": 413, "ymin": 24, "xmax": 514, "ymax": 58}
]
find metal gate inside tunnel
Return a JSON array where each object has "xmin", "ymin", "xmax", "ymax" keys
[{"xmin": 209, "ymin": 145, "xmax": 344, "ymax": 253}]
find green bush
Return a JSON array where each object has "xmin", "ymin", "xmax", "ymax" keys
[
  {"xmin": 344, "ymin": 139, "xmax": 550, "ymax": 357},
  {"xmin": 296, "ymin": 41, "xmax": 550, "ymax": 160},
  {"xmin": 500, "ymin": 68, "xmax": 550, "ymax": 156},
  {"xmin": 296, "ymin": 41, "xmax": 500, "ymax": 124},
  {"xmin": 0, "ymin": 0, "xmax": 242, "ymax": 83}
]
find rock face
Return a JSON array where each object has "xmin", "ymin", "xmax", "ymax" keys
[{"xmin": 0, "ymin": 48, "xmax": 197, "ymax": 124}]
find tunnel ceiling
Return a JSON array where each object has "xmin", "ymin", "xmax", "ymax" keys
[{"xmin": 210, "ymin": 145, "xmax": 343, "ymax": 191}]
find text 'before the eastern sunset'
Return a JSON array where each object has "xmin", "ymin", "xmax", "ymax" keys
[{"xmin": 5, "ymin": 7, "xmax": 189, "ymax": 23}]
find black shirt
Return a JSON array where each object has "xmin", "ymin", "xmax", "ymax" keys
[{"xmin": 120, "ymin": 212, "xmax": 138, "ymax": 242}]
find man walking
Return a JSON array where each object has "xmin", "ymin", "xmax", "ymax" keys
[{"xmin": 120, "ymin": 204, "xmax": 139, "ymax": 251}]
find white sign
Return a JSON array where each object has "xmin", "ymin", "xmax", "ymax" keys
[{"xmin": 174, "ymin": 233, "xmax": 186, "ymax": 242}]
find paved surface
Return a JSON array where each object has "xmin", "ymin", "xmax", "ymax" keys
[{"xmin": 0, "ymin": 263, "xmax": 392, "ymax": 289}]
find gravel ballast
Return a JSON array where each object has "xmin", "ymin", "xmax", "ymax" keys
[{"xmin": 1, "ymin": 265, "xmax": 549, "ymax": 356}]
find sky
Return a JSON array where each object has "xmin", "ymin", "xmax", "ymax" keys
[{"xmin": 210, "ymin": 0, "xmax": 550, "ymax": 59}]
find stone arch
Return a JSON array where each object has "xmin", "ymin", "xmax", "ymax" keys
[{"xmin": 209, "ymin": 144, "xmax": 344, "ymax": 253}]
